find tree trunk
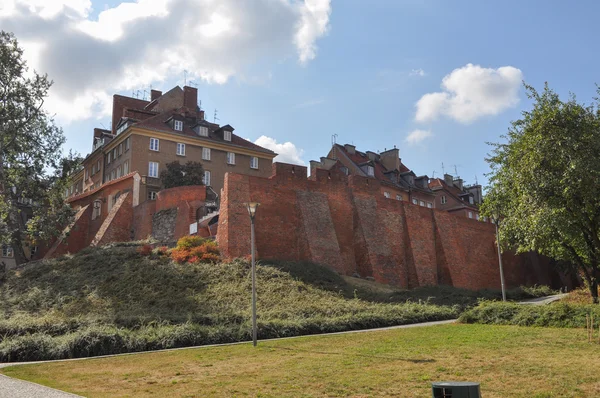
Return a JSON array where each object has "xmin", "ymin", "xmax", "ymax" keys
[{"xmin": 591, "ymin": 280, "xmax": 599, "ymax": 304}]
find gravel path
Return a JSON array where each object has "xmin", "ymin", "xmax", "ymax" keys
[{"xmin": 0, "ymin": 375, "xmax": 82, "ymax": 398}]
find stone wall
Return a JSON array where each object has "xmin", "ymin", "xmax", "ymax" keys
[{"xmin": 217, "ymin": 163, "xmax": 570, "ymax": 291}]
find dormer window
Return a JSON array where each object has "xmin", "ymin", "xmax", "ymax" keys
[
  {"xmin": 116, "ymin": 122, "xmax": 129, "ymax": 135},
  {"xmin": 197, "ymin": 126, "xmax": 208, "ymax": 137},
  {"xmin": 174, "ymin": 120, "xmax": 183, "ymax": 131},
  {"xmin": 224, "ymin": 130, "xmax": 232, "ymax": 141}
]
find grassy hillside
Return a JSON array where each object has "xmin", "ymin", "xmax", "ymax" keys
[{"xmin": 0, "ymin": 244, "xmax": 460, "ymax": 362}]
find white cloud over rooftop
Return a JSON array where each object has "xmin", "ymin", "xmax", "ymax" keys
[
  {"xmin": 1, "ymin": 0, "xmax": 332, "ymax": 123},
  {"xmin": 415, "ymin": 63, "xmax": 523, "ymax": 124}
]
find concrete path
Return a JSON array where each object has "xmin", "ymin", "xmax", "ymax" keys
[
  {"xmin": 518, "ymin": 293, "xmax": 568, "ymax": 305},
  {"xmin": 0, "ymin": 374, "xmax": 82, "ymax": 398}
]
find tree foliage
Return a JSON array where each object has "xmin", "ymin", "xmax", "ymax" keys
[
  {"xmin": 160, "ymin": 161, "xmax": 205, "ymax": 189},
  {"xmin": 0, "ymin": 31, "xmax": 74, "ymax": 265},
  {"xmin": 481, "ymin": 83, "xmax": 600, "ymax": 302}
]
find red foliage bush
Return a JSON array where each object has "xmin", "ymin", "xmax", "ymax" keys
[
  {"xmin": 137, "ymin": 245, "xmax": 153, "ymax": 256},
  {"xmin": 156, "ymin": 246, "xmax": 169, "ymax": 256},
  {"xmin": 170, "ymin": 248, "xmax": 189, "ymax": 264}
]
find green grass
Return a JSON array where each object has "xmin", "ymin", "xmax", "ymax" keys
[
  {"xmin": 3, "ymin": 323, "xmax": 599, "ymax": 397},
  {"xmin": 0, "ymin": 245, "xmax": 461, "ymax": 362}
]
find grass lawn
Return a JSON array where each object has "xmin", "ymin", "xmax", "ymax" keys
[{"xmin": 2, "ymin": 323, "xmax": 598, "ymax": 398}]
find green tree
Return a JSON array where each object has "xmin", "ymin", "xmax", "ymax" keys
[
  {"xmin": 482, "ymin": 83, "xmax": 600, "ymax": 302},
  {"xmin": 0, "ymin": 31, "xmax": 74, "ymax": 265},
  {"xmin": 160, "ymin": 161, "xmax": 205, "ymax": 189}
]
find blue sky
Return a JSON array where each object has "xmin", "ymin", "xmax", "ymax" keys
[{"xmin": 4, "ymin": 0, "xmax": 600, "ymax": 188}]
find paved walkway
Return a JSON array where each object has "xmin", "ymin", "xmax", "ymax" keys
[
  {"xmin": 0, "ymin": 375, "xmax": 82, "ymax": 398},
  {"xmin": 518, "ymin": 293, "xmax": 568, "ymax": 305}
]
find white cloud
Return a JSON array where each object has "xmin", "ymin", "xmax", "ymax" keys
[
  {"xmin": 2, "ymin": 0, "xmax": 332, "ymax": 123},
  {"xmin": 294, "ymin": 0, "xmax": 332, "ymax": 64},
  {"xmin": 405, "ymin": 129, "xmax": 432, "ymax": 145},
  {"xmin": 254, "ymin": 135, "xmax": 305, "ymax": 165},
  {"xmin": 410, "ymin": 68, "xmax": 426, "ymax": 77},
  {"xmin": 415, "ymin": 63, "xmax": 523, "ymax": 124}
]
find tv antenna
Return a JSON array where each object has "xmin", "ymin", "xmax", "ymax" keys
[
  {"xmin": 188, "ymin": 80, "xmax": 198, "ymax": 88},
  {"xmin": 184, "ymin": 70, "xmax": 188, "ymax": 86},
  {"xmin": 143, "ymin": 89, "xmax": 148, "ymax": 101},
  {"xmin": 213, "ymin": 109, "xmax": 219, "ymax": 123},
  {"xmin": 331, "ymin": 134, "xmax": 338, "ymax": 146},
  {"xmin": 474, "ymin": 175, "xmax": 479, "ymax": 185},
  {"xmin": 452, "ymin": 164, "xmax": 461, "ymax": 177},
  {"xmin": 431, "ymin": 170, "xmax": 437, "ymax": 178},
  {"xmin": 441, "ymin": 162, "xmax": 445, "ymax": 174},
  {"xmin": 198, "ymin": 99, "xmax": 203, "ymax": 111}
]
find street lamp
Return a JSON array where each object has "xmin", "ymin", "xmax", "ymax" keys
[
  {"xmin": 493, "ymin": 216, "xmax": 507, "ymax": 301},
  {"xmin": 245, "ymin": 202, "xmax": 260, "ymax": 346}
]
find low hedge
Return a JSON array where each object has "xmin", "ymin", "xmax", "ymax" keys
[{"xmin": 459, "ymin": 300, "xmax": 599, "ymax": 328}]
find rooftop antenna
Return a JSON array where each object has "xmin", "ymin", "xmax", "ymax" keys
[
  {"xmin": 188, "ymin": 80, "xmax": 198, "ymax": 88},
  {"xmin": 136, "ymin": 90, "xmax": 141, "ymax": 99},
  {"xmin": 143, "ymin": 89, "xmax": 148, "ymax": 101},
  {"xmin": 331, "ymin": 134, "xmax": 338, "ymax": 146},
  {"xmin": 213, "ymin": 109, "xmax": 219, "ymax": 123},
  {"xmin": 184, "ymin": 70, "xmax": 188, "ymax": 86},
  {"xmin": 475, "ymin": 175, "xmax": 479, "ymax": 185},
  {"xmin": 453, "ymin": 164, "xmax": 460, "ymax": 177},
  {"xmin": 198, "ymin": 99, "xmax": 203, "ymax": 111},
  {"xmin": 432, "ymin": 170, "xmax": 436, "ymax": 178},
  {"xmin": 441, "ymin": 162, "xmax": 446, "ymax": 174}
]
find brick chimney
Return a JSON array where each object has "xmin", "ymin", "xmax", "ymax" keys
[
  {"xmin": 183, "ymin": 86, "xmax": 198, "ymax": 111},
  {"xmin": 344, "ymin": 144, "xmax": 356, "ymax": 155},
  {"xmin": 444, "ymin": 174, "xmax": 454, "ymax": 186},
  {"xmin": 366, "ymin": 151, "xmax": 380, "ymax": 162},
  {"xmin": 380, "ymin": 147, "xmax": 400, "ymax": 172},
  {"xmin": 150, "ymin": 89, "xmax": 162, "ymax": 101}
]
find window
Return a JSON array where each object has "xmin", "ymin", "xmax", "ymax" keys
[
  {"xmin": 177, "ymin": 143, "xmax": 186, "ymax": 156},
  {"xmin": 113, "ymin": 148, "xmax": 117, "ymax": 159},
  {"xmin": 412, "ymin": 198, "xmax": 418, "ymax": 205},
  {"xmin": 125, "ymin": 137, "xmax": 130, "ymax": 151},
  {"xmin": 123, "ymin": 161, "xmax": 129, "ymax": 175},
  {"xmin": 419, "ymin": 200, "xmax": 425, "ymax": 207},
  {"xmin": 107, "ymin": 152, "xmax": 111, "ymax": 164},
  {"xmin": 111, "ymin": 169, "xmax": 116, "ymax": 180},
  {"xmin": 223, "ymin": 130, "xmax": 232, "ymax": 141},
  {"xmin": 174, "ymin": 120, "xmax": 183, "ymax": 131},
  {"xmin": 2, "ymin": 245, "xmax": 13, "ymax": 258},
  {"xmin": 92, "ymin": 200, "xmax": 102, "ymax": 220},
  {"xmin": 340, "ymin": 166, "xmax": 349, "ymax": 175},
  {"xmin": 441, "ymin": 195, "xmax": 447, "ymax": 204},
  {"xmin": 118, "ymin": 143, "xmax": 123, "ymax": 156},
  {"xmin": 468, "ymin": 211, "xmax": 473, "ymax": 219},
  {"xmin": 203, "ymin": 170, "xmax": 211, "ymax": 186},
  {"xmin": 476, "ymin": 214, "xmax": 480, "ymax": 221},
  {"xmin": 148, "ymin": 191, "xmax": 158, "ymax": 200},
  {"xmin": 97, "ymin": 160, "xmax": 101, "ymax": 172},
  {"xmin": 148, "ymin": 161, "xmax": 159, "ymax": 178},
  {"xmin": 396, "ymin": 195, "xmax": 402, "ymax": 201},
  {"xmin": 116, "ymin": 166, "xmax": 122, "ymax": 178},
  {"xmin": 85, "ymin": 169, "xmax": 89, "ymax": 180},
  {"xmin": 384, "ymin": 192, "xmax": 390, "ymax": 198},
  {"xmin": 92, "ymin": 164, "xmax": 96, "ymax": 175},
  {"xmin": 469, "ymin": 196, "xmax": 474, "ymax": 204},
  {"xmin": 250, "ymin": 156, "xmax": 258, "ymax": 169},
  {"xmin": 366, "ymin": 165, "xmax": 374, "ymax": 177},
  {"xmin": 227, "ymin": 152, "xmax": 235, "ymax": 165},
  {"xmin": 202, "ymin": 147, "xmax": 211, "ymax": 160},
  {"xmin": 149, "ymin": 138, "xmax": 159, "ymax": 151},
  {"xmin": 427, "ymin": 202, "xmax": 433, "ymax": 208},
  {"xmin": 117, "ymin": 122, "xmax": 129, "ymax": 135},
  {"xmin": 197, "ymin": 126, "xmax": 208, "ymax": 137},
  {"xmin": 30, "ymin": 246, "xmax": 38, "ymax": 256}
]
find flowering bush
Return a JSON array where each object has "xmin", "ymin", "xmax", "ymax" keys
[
  {"xmin": 152, "ymin": 246, "xmax": 169, "ymax": 256},
  {"xmin": 176, "ymin": 236, "xmax": 207, "ymax": 250},
  {"xmin": 169, "ymin": 237, "xmax": 220, "ymax": 264},
  {"xmin": 137, "ymin": 245, "xmax": 153, "ymax": 256}
]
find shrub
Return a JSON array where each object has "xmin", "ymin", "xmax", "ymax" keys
[
  {"xmin": 459, "ymin": 300, "xmax": 600, "ymax": 328},
  {"xmin": 152, "ymin": 246, "xmax": 169, "ymax": 256},
  {"xmin": 170, "ymin": 248, "xmax": 189, "ymax": 264},
  {"xmin": 176, "ymin": 236, "xmax": 207, "ymax": 250},
  {"xmin": 137, "ymin": 245, "xmax": 153, "ymax": 256}
]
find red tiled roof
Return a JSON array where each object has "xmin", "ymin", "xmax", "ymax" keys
[
  {"xmin": 429, "ymin": 178, "xmax": 478, "ymax": 210},
  {"xmin": 130, "ymin": 108, "xmax": 276, "ymax": 155}
]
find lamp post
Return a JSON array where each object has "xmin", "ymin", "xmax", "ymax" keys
[
  {"xmin": 245, "ymin": 202, "xmax": 260, "ymax": 346},
  {"xmin": 493, "ymin": 217, "xmax": 507, "ymax": 302}
]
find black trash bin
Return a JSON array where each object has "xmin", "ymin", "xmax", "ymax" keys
[{"xmin": 432, "ymin": 381, "xmax": 481, "ymax": 398}]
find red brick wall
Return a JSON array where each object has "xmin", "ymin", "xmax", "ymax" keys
[
  {"xmin": 218, "ymin": 162, "xmax": 564, "ymax": 291},
  {"xmin": 133, "ymin": 200, "xmax": 156, "ymax": 240},
  {"xmin": 156, "ymin": 185, "xmax": 206, "ymax": 212}
]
